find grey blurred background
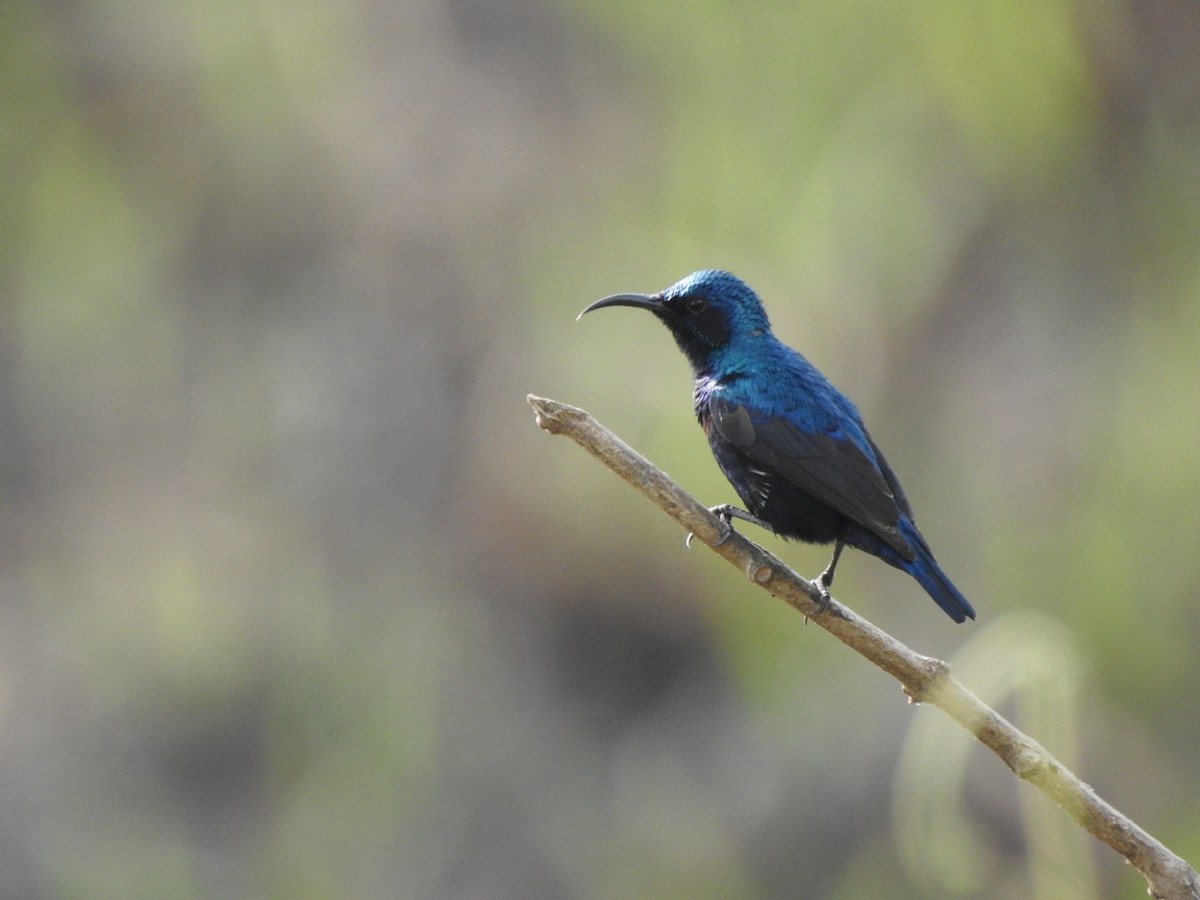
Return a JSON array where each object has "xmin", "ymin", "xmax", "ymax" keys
[{"xmin": 3, "ymin": 1, "xmax": 1199, "ymax": 897}]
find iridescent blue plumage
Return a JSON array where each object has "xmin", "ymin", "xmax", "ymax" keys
[{"xmin": 580, "ymin": 269, "xmax": 975, "ymax": 623}]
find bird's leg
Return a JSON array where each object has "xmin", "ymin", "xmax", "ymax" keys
[
  {"xmin": 710, "ymin": 504, "xmax": 773, "ymax": 535},
  {"xmin": 809, "ymin": 539, "xmax": 844, "ymax": 617},
  {"xmin": 686, "ymin": 504, "xmax": 771, "ymax": 548},
  {"xmin": 817, "ymin": 539, "xmax": 844, "ymax": 590}
]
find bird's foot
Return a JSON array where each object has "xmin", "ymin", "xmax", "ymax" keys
[
  {"xmin": 707, "ymin": 505, "xmax": 739, "ymax": 546},
  {"xmin": 808, "ymin": 573, "xmax": 833, "ymax": 620},
  {"xmin": 804, "ymin": 540, "xmax": 842, "ymax": 620},
  {"xmin": 685, "ymin": 504, "xmax": 745, "ymax": 548}
]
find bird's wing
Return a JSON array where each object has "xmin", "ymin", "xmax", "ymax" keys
[
  {"xmin": 865, "ymin": 435, "xmax": 915, "ymax": 521},
  {"xmin": 710, "ymin": 397, "xmax": 916, "ymax": 561}
]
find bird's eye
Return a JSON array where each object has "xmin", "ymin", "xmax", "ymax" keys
[{"xmin": 686, "ymin": 297, "xmax": 706, "ymax": 313}]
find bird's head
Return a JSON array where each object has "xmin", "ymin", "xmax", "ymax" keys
[{"xmin": 579, "ymin": 270, "xmax": 772, "ymax": 373}]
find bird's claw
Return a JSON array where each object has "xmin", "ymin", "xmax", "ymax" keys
[
  {"xmin": 806, "ymin": 540, "xmax": 841, "ymax": 620},
  {"xmin": 708, "ymin": 505, "xmax": 736, "ymax": 546},
  {"xmin": 811, "ymin": 580, "xmax": 832, "ymax": 618},
  {"xmin": 802, "ymin": 581, "xmax": 833, "ymax": 625},
  {"xmin": 806, "ymin": 573, "xmax": 835, "ymax": 624},
  {"xmin": 685, "ymin": 506, "xmax": 736, "ymax": 549}
]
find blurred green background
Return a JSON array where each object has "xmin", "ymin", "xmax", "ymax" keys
[{"xmin": 3, "ymin": 0, "xmax": 1198, "ymax": 897}]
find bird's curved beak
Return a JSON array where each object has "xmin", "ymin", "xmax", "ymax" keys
[{"xmin": 577, "ymin": 292, "xmax": 663, "ymax": 321}]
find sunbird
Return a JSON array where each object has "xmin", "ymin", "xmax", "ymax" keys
[{"xmin": 580, "ymin": 270, "xmax": 975, "ymax": 623}]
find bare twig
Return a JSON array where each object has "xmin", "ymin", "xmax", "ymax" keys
[{"xmin": 528, "ymin": 393, "xmax": 1200, "ymax": 900}]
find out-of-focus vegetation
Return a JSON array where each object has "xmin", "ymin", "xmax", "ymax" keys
[{"xmin": 2, "ymin": 0, "xmax": 1198, "ymax": 897}]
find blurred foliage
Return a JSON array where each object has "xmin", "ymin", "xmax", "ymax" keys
[
  {"xmin": 895, "ymin": 616, "xmax": 1096, "ymax": 898},
  {"xmin": 1, "ymin": 0, "xmax": 1198, "ymax": 897}
]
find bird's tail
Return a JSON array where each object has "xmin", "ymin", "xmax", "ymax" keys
[
  {"xmin": 897, "ymin": 518, "xmax": 979, "ymax": 624},
  {"xmin": 904, "ymin": 548, "xmax": 975, "ymax": 624}
]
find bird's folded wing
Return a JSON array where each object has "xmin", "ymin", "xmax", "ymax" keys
[{"xmin": 710, "ymin": 398, "xmax": 916, "ymax": 561}]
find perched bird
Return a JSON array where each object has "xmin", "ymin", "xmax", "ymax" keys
[{"xmin": 579, "ymin": 269, "xmax": 975, "ymax": 623}]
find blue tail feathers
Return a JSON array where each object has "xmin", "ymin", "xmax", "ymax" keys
[
  {"xmin": 905, "ymin": 554, "xmax": 975, "ymax": 623},
  {"xmin": 858, "ymin": 517, "xmax": 975, "ymax": 623}
]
